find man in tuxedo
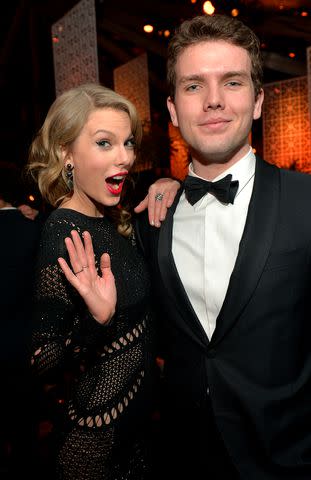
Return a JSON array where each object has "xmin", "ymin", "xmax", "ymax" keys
[
  {"xmin": 135, "ymin": 14, "xmax": 311, "ymax": 480},
  {"xmin": 0, "ymin": 161, "xmax": 41, "ymax": 477}
]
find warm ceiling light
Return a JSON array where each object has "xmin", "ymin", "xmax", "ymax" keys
[
  {"xmin": 164, "ymin": 30, "xmax": 170, "ymax": 37},
  {"xmin": 144, "ymin": 24, "xmax": 154, "ymax": 33},
  {"xmin": 288, "ymin": 52, "xmax": 296, "ymax": 58},
  {"xmin": 231, "ymin": 8, "xmax": 239, "ymax": 16},
  {"xmin": 203, "ymin": 1, "xmax": 215, "ymax": 15},
  {"xmin": 301, "ymin": 11, "xmax": 308, "ymax": 16},
  {"xmin": 28, "ymin": 195, "xmax": 35, "ymax": 202},
  {"xmin": 190, "ymin": 0, "xmax": 197, "ymax": 3}
]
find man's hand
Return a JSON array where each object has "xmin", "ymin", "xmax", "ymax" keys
[
  {"xmin": 18, "ymin": 204, "xmax": 39, "ymax": 220},
  {"xmin": 134, "ymin": 178, "xmax": 180, "ymax": 227}
]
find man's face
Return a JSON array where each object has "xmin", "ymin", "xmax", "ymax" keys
[{"xmin": 167, "ymin": 40, "xmax": 264, "ymax": 168}]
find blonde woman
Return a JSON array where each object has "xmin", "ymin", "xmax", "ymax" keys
[{"xmin": 28, "ymin": 83, "xmax": 177, "ymax": 479}]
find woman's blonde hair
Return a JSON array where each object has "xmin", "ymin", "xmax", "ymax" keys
[{"xmin": 28, "ymin": 83, "xmax": 142, "ymax": 236}]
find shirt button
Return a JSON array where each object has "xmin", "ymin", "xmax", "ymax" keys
[{"xmin": 207, "ymin": 388, "xmax": 210, "ymax": 395}]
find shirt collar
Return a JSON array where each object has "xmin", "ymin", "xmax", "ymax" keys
[{"xmin": 187, "ymin": 147, "xmax": 256, "ymax": 209}]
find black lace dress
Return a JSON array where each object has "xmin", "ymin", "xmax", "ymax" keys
[{"xmin": 31, "ymin": 208, "xmax": 156, "ymax": 480}]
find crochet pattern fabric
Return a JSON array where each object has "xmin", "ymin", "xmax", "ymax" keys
[{"xmin": 31, "ymin": 208, "xmax": 156, "ymax": 479}]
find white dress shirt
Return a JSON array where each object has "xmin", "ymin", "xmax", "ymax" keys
[{"xmin": 172, "ymin": 147, "xmax": 256, "ymax": 339}]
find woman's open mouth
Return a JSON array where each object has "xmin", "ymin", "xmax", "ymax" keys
[{"xmin": 105, "ymin": 173, "xmax": 127, "ymax": 195}]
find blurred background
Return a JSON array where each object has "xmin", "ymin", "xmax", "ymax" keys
[{"xmin": 1, "ymin": 0, "xmax": 311, "ymax": 207}]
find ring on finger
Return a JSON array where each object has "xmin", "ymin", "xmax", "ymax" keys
[
  {"xmin": 82, "ymin": 265, "xmax": 89, "ymax": 269},
  {"xmin": 74, "ymin": 268, "xmax": 84, "ymax": 275},
  {"xmin": 155, "ymin": 192, "xmax": 164, "ymax": 201}
]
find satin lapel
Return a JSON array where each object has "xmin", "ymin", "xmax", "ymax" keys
[
  {"xmin": 158, "ymin": 188, "xmax": 209, "ymax": 347},
  {"xmin": 211, "ymin": 157, "xmax": 280, "ymax": 345}
]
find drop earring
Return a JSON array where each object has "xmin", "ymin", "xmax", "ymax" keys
[{"xmin": 65, "ymin": 163, "xmax": 74, "ymax": 189}]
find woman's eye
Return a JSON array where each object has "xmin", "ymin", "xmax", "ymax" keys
[
  {"xmin": 125, "ymin": 138, "xmax": 136, "ymax": 148},
  {"xmin": 96, "ymin": 140, "xmax": 110, "ymax": 147}
]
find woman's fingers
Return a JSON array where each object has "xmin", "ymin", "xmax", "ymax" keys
[
  {"xmin": 60, "ymin": 230, "xmax": 95, "ymax": 277},
  {"xmin": 56, "ymin": 230, "xmax": 93, "ymax": 281},
  {"xmin": 133, "ymin": 179, "xmax": 181, "ymax": 227},
  {"xmin": 58, "ymin": 256, "xmax": 79, "ymax": 286},
  {"xmin": 57, "ymin": 231, "xmax": 116, "ymax": 324},
  {"xmin": 63, "ymin": 236, "xmax": 81, "ymax": 274},
  {"xmin": 100, "ymin": 253, "xmax": 112, "ymax": 278},
  {"xmin": 81, "ymin": 231, "xmax": 96, "ymax": 274},
  {"xmin": 70, "ymin": 230, "xmax": 88, "ymax": 269},
  {"xmin": 100, "ymin": 253, "xmax": 116, "ymax": 296},
  {"xmin": 133, "ymin": 196, "xmax": 148, "ymax": 214}
]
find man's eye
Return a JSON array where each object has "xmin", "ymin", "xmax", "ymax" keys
[
  {"xmin": 226, "ymin": 81, "xmax": 241, "ymax": 87},
  {"xmin": 186, "ymin": 84, "xmax": 199, "ymax": 92}
]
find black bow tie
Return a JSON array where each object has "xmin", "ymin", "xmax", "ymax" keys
[{"xmin": 184, "ymin": 174, "xmax": 239, "ymax": 206}]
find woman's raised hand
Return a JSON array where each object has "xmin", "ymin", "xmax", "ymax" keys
[{"xmin": 58, "ymin": 230, "xmax": 116, "ymax": 325}]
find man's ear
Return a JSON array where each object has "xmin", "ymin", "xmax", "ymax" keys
[
  {"xmin": 167, "ymin": 97, "xmax": 179, "ymax": 127},
  {"xmin": 253, "ymin": 88, "xmax": 264, "ymax": 120}
]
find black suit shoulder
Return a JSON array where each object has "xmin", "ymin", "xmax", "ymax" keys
[
  {"xmin": 258, "ymin": 156, "xmax": 311, "ymax": 186},
  {"xmin": 0, "ymin": 209, "xmax": 41, "ymax": 362},
  {"xmin": 0, "ymin": 209, "xmax": 40, "ymax": 259},
  {"xmin": 279, "ymin": 165, "xmax": 311, "ymax": 186},
  {"xmin": 134, "ymin": 211, "xmax": 156, "ymax": 260},
  {"xmin": 277, "ymin": 166, "xmax": 311, "ymax": 209}
]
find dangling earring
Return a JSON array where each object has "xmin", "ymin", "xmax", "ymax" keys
[{"xmin": 65, "ymin": 163, "xmax": 74, "ymax": 189}]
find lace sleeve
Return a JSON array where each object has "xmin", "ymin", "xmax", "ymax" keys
[{"xmin": 31, "ymin": 216, "xmax": 110, "ymax": 378}]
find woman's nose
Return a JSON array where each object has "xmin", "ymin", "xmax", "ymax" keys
[{"xmin": 115, "ymin": 146, "xmax": 133, "ymax": 167}]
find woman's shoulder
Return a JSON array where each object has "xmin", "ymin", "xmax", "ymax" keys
[
  {"xmin": 38, "ymin": 208, "xmax": 90, "ymax": 258},
  {"xmin": 40, "ymin": 208, "xmax": 111, "ymax": 251},
  {"xmin": 43, "ymin": 208, "xmax": 88, "ymax": 233}
]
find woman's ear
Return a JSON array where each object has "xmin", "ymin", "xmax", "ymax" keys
[{"xmin": 60, "ymin": 145, "xmax": 73, "ymax": 168}]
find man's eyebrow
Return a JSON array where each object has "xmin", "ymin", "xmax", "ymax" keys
[
  {"xmin": 221, "ymin": 70, "xmax": 250, "ymax": 80},
  {"xmin": 178, "ymin": 74, "xmax": 205, "ymax": 84},
  {"xmin": 178, "ymin": 70, "xmax": 250, "ymax": 84}
]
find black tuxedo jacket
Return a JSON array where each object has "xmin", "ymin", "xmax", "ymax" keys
[
  {"xmin": 136, "ymin": 157, "xmax": 311, "ymax": 479},
  {"xmin": 0, "ymin": 209, "xmax": 41, "ymax": 367}
]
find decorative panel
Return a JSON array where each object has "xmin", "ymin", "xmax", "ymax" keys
[
  {"xmin": 168, "ymin": 122, "xmax": 189, "ymax": 181},
  {"xmin": 308, "ymin": 46, "xmax": 311, "ymax": 125},
  {"xmin": 113, "ymin": 53, "xmax": 150, "ymax": 127},
  {"xmin": 114, "ymin": 54, "xmax": 151, "ymax": 171},
  {"xmin": 52, "ymin": 0, "xmax": 99, "ymax": 97},
  {"xmin": 262, "ymin": 76, "xmax": 311, "ymax": 173}
]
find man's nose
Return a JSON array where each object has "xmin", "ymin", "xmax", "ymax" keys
[{"xmin": 202, "ymin": 85, "xmax": 225, "ymax": 110}]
